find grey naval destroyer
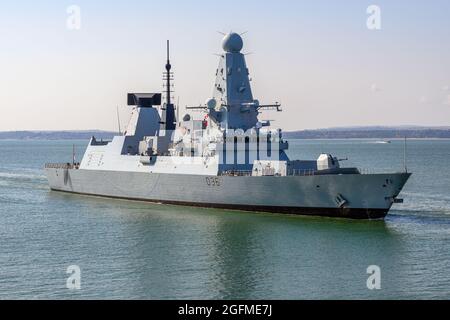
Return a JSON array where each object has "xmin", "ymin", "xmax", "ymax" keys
[{"xmin": 46, "ymin": 32, "xmax": 411, "ymax": 219}]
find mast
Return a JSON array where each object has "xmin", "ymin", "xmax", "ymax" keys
[
  {"xmin": 404, "ymin": 136, "xmax": 408, "ymax": 173},
  {"xmin": 116, "ymin": 106, "xmax": 121, "ymax": 135},
  {"xmin": 160, "ymin": 40, "xmax": 176, "ymax": 133},
  {"xmin": 165, "ymin": 40, "xmax": 172, "ymax": 106},
  {"xmin": 72, "ymin": 144, "xmax": 75, "ymax": 165}
]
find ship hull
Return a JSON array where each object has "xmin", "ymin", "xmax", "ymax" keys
[{"xmin": 45, "ymin": 168, "xmax": 411, "ymax": 219}]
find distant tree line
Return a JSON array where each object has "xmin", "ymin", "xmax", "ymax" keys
[
  {"xmin": 1, "ymin": 128, "xmax": 450, "ymax": 140},
  {"xmin": 0, "ymin": 131, "xmax": 116, "ymax": 140},
  {"xmin": 284, "ymin": 129, "xmax": 450, "ymax": 139}
]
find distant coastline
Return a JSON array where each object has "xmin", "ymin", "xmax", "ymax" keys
[
  {"xmin": 0, "ymin": 130, "xmax": 117, "ymax": 140},
  {"xmin": 284, "ymin": 126, "xmax": 450, "ymax": 139},
  {"xmin": 1, "ymin": 126, "xmax": 450, "ymax": 140}
]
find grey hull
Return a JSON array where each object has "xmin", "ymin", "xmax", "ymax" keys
[{"xmin": 45, "ymin": 168, "xmax": 411, "ymax": 219}]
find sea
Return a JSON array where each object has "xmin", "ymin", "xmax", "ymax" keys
[{"xmin": 0, "ymin": 139, "xmax": 449, "ymax": 299}]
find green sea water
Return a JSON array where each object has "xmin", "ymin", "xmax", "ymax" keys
[{"xmin": 0, "ymin": 139, "xmax": 449, "ymax": 299}]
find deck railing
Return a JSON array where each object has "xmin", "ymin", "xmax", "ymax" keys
[
  {"xmin": 45, "ymin": 162, "xmax": 390, "ymax": 175},
  {"xmin": 359, "ymin": 168, "xmax": 398, "ymax": 175},
  {"xmin": 44, "ymin": 163, "xmax": 79, "ymax": 169},
  {"xmin": 220, "ymin": 168, "xmax": 372, "ymax": 177},
  {"xmin": 220, "ymin": 169, "xmax": 319, "ymax": 177},
  {"xmin": 220, "ymin": 170, "xmax": 253, "ymax": 177},
  {"xmin": 289, "ymin": 169, "xmax": 317, "ymax": 176}
]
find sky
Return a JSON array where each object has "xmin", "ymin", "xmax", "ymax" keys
[{"xmin": 1, "ymin": 0, "xmax": 449, "ymax": 131}]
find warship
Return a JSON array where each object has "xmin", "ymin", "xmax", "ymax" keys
[{"xmin": 45, "ymin": 32, "xmax": 411, "ymax": 219}]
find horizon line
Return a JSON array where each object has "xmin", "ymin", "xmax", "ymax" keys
[{"xmin": 1, "ymin": 125, "xmax": 450, "ymax": 133}]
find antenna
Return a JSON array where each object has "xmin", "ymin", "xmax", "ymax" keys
[
  {"xmin": 72, "ymin": 144, "xmax": 75, "ymax": 165},
  {"xmin": 161, "ymin": 40, "xmax": 176, "ymax": 132},
  {"xmin": 177, "ymin": 96, "xmax": 180, "ymax": 125},
  {"xmin": 165, "ymin": 40, "xmax": 172, "ymax": 105},
  {"xmin": 404, "ymin": 136, "xmax": 408, "ymax": 173},
  {"xmin": 116, "ymin": 106, "xmax": 121, "ymax": 135}
]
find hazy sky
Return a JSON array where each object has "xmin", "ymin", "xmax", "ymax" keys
[{"xmin": 1, "ymin": 0, "xmax": 449, "ymax": 131}]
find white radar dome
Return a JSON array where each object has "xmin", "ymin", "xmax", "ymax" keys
[{"xmin": 222, "ymin": 32, "xmax": 243, "ymax": 53}]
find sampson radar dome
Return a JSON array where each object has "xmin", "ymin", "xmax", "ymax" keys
[{"xmin": 222, "ymin": 32, "xmax": 243, "ymax": 53}]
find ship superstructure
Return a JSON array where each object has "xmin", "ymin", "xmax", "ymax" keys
[{"xmin": 45, "ymin": 33, "xmax": 410, "ymax": 219}]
